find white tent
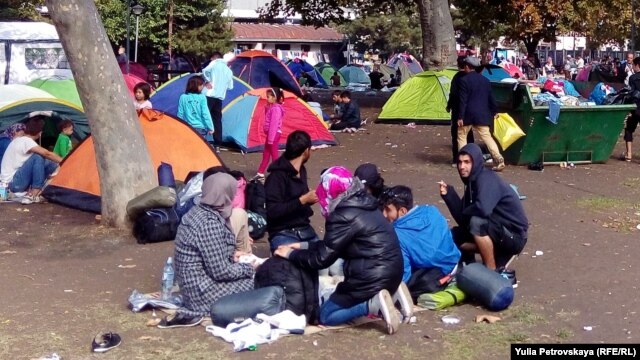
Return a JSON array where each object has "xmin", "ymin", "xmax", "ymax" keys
[{"xmin": 0, "ymin": 22, "xmax": 73, "ymax": 85}]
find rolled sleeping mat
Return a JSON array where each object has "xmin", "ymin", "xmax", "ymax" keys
[
  {"xmin": 126, "ymin": 186, "xmax": 177, "ymax": 220},
  {"xmin": 456, "ymin": 263, "xmax": 514, "ymax": 311}
]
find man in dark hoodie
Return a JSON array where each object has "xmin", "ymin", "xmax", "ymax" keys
[
  {"xmin": 264, "ymin": 130, "xmax": 319, "ymax": 253},
  {"xmin": 439, "ymin": 143, "xmax": 528, "ymax": 272}
]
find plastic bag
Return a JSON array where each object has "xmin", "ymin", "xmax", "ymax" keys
[
  {"xmin": 128, "ymin": 289, "xmax": 182, "ymax": 312},
  {"xmin": 493, "ymin": 113, "xmax": 526, "ymax": 150}
]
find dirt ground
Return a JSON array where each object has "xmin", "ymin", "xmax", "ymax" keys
[{"xmin": 1, "ymin": 104, "xmax": 640, "ymax": 360}]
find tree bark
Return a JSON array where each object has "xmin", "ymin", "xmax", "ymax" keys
[
  {"xmin": 416, "ymin": 0, "xmax": 457, "ymax": 70},
  {"xmin": 524, "ymin": 39, "xmax": 540, "ymax": 56},
  {"xmin": 47, "ymin": 0, "xmax": 157, "ymax": 228}
]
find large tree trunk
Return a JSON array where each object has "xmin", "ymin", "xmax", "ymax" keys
[
  {"xmin": 47, "ymin": 0, "xmax": 156, "ymax": 228},
  {"xmin": 416, "ymin": 0, "xmax": 457, "ymax": 70},
  {"xmin": 524, "ymin": 38, "xmax": 540, "ymax": 56}
]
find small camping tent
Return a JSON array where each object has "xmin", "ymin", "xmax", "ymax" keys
[
  {"xmin": 0, "ymin": 84, "xmax": 89, "ymax": 144},
  {"xmin": 387, "ymin": 53, "xmax": 423, "ymax": 75},
  {"xmin": 377, "ymin": 69, "xmax": 456, "ymax": 123},
  {"xmin": 481, "ymin": 65, "xmax": 511, "ymax": 81},
  {"xmin": 229, "ymin": 50, "xmax": 303, "ymax": 97},
  {"xmin": 500, "ymin": 62, "xmax": 524, "ymax": 79},
  {"xmin": 287, "ymin": 59, "xmax": 327, "ymax": 87},
  {"xmin": 339, "ymin": 65, "xmax": 371, "ymax": 86},
  {"xmin": 150, "ymin": 73, "xmax": 253, "ymax": 118},
  {"xmin": 0, "ymin": 22, "xmax": 73, "ymax": 84},
  {"xmin": 315, "ymin": 62, "xmax": 346, "ymax": 87},
  {"xmin": 28, "ymin": 78, "xmax": 82, "ymax": 108},
  {"xmin": 222, "ymin": 88, "xmax": 337, "ymax": 152},
  {"xmin": 42, "ymin": 109, "xmax": 224, "ymax": 213}
]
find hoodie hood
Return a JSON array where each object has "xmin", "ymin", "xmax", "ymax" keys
[{"xmin": 458, "ymin": 143, "xmax": 484, "ymax": 184}]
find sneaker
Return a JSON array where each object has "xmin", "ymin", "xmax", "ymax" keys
[
  {"xmin": 157, "ymin": 313, "xmax": 204, "ymax": 329},
  {"xmin": 251, "ymin": 173, "xmax": 265, "ymax": 181},
  {"xmin": 20, "ymin": 195, "xmax": 41, "ymax": 205},
  {"xmin": 497, "ymin": 268, "xmax": 518, "ymax": 288},
  {"xmin": 492, "ymin": 158, "xmax": 506, "ymax": 172},
  {"xmin": 9, "ymin": 191, "xmax": 27, "ymax": 200},
  {"xmin": 391, "ymin": 283, "xmax": 414, "ymax": 324},
  {"xmin": 215, "ymin": 146, "xmax": 221, "ymax": 153},
  {"xmin": 91, "ymin": 332, "xmax": 121, "ymax": 353},
  {"xmin": 367, "ymin": 289, "xmax": 401, "ymax": 334}
]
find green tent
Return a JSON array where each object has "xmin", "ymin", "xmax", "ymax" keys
[
  {"xmin": 0, "ymin": 85, "xmax": 89, "ymax": 148},
  {"xmin": 377, "ymin": 69, "xmax": 457, "ymax": 124},
  {"xmin": 315, "ymin": 62, "xmax": 346, "ymax": 87},
  {"xmin": 28, "ymin": 78, "xmax": 82, "ymax": 109}
]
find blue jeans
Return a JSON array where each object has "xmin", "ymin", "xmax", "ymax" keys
[
  {"xmin": 195, "ymin": 128, "xmax": 213, "ymax": 143},
  {"xmin": 269, "ymin": 229, "xmax": 320, "ymax": 253},
  {"xmin": 319, "ymin": 298, "xmax": 368, "ymax": 326},
  {"xmin": 9, "ymin": 154, "xmax": 58, "ymax": 192}
]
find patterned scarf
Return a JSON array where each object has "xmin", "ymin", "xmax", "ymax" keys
[
  {"xmin": 0, "ymin": 123, "xmax": 26, "ymax": 139},
  {"xmin": 316, "ymin": 166, "xmax": 353, "ymax": 218}
]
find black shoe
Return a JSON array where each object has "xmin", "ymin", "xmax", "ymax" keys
[
  {"xmin": 497, "ymin": 268, "xmax": 518, "ymax": 288},
  {"xmin": 157, "ymin": 313, "xmax": 204, "ymax": 329},
  {"xmin": 91, "ymin": 332, "xmax": 121, "ymax": 353}
]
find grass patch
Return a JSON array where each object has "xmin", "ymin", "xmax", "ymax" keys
[
  {"xmin": 576, "ymin": 196, "xmax": 628, "ymax": 212},
  {"xmin": 623, "ymin": 178, "xmax": 640, "ymax": 188},
  {"xmin": 556, "ymin": 328, "xmax": 573, "ymax": 340},
  {"xmin": 440, "ymin": 304, "xmax": 544, "ymax": 360}
]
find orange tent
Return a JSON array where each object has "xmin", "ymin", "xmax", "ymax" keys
[{"xmin": 42, "ymin": 109, "xmax": 224, "ymax": 213}]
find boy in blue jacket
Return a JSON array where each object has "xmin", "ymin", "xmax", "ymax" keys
[{"xmin": 381, "ymin": 185, "xmax": 460, "ymax": 300}]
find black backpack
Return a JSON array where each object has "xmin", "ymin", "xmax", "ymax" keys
[
  {"xmin": 245, "ymin": 179, "xmax": 267, "ymax": 218},
  {"xmin": 247, "ymin": 210, "xmax": 267, "ymax": 239},
  {"xmin": 255, "ymin": 256, "xmax": 319, "ymax": 324},
  {"xmin": 133, "ymin": 208, "xmax": 179, "ymax": 244}
]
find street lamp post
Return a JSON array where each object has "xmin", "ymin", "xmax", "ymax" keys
[
  {"xmin": 125, "ymin": 0, "xmax": 131, "ymax": 74},
  {"xmin": 132, "ymin": 4, "xmax": 145, "ymax": 63}
]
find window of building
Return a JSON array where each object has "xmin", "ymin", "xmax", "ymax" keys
[
  {"xmin": 301, "ymin": 44, "xmax": 310, "ymax": 52},
  {"xmin": 275, "ymin": 44, "xmax": 291, "ymax": 51}
]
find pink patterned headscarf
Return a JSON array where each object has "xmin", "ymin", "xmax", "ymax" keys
[{"xmin": 317, "ymin": 166, "xmax": 353, "ymax": 218}]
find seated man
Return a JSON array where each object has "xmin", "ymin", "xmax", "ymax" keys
[
  {"xmin": 0, "ymin": 117, "xmax": 62, "ymax": 204},
  {"xmin": 329, "ymin": 91, "xmax": 361, "ymax": 132},
  {"xmin": 324, "ymin": 90, "xmax": 343, "ymax": 123},
  {"xmin": 165, "ymin": 173, "xmax": 257, "ymax": 328},
  {"xmin": 439, "ymin": 143, "xmax": 528, "ymax": 275},
  {"xmin": 381, "ymin": 185, "xmax": 460, "ymax": 299}
]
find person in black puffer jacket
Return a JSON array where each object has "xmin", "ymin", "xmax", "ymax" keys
[{"xmin": 274, "ymin": 166, "xmax": 412, "ymax": 335}]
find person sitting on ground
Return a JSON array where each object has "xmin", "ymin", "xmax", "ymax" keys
[
  {"xmin": 168, "ymin": 173, "xmax": 257, "ymax": 327},
  {"xmin": 326, "ymin": 90, "xmax": 344, "ymax": 123},
  {"xmin": 265, "ymin": 131, "xmax": 320, "ymax": 253},
  {"xmin": 331, "ymin": 72, "xmax": 342, "ymax": 87},
  {"xmin": 274, "ymin": 166, "xmax": 412, "ymax": 334},
  {"xmin": 0, "ymin": 123, "xmax": 26, "ymax": 164},
  {"xmin": 439, "ymin": 143, "xmax": 528, "ymax": 275},
  {"xmin": 381, "ymin": 185, "xmax": 460, "ymax": 299},
  {"xmin": 0, "ymin": 117, "xmax": 62, "ymax": 204},
  {"xmin": 387, "ymin": 74, "xmax": 398, "ymax": 88},
  {"xmin": 53, "ymin": 119, "xmax": 74, "ymax": 158},
  {"xmin": 329, "ymin": 91, "xmax": 361, "ymax": 132},
  {"xmin": 133, "ymin": 82, "xmax": 153, "ymax": 110},
  {"xmin": 354, "ymin": 162, "xmax": 387, "ymax": 200}
]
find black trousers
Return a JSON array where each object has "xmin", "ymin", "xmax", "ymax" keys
[
  {"xmin": 624, "ymin": 111, "xmax": 640, "ymax": 143},
  {"xmin": 451, "ymin": 116, "xmax": 474, "ymax": 163},
  {"xmin": 207, "ymin": 97, "xmax": 223, "ymax": 145}
]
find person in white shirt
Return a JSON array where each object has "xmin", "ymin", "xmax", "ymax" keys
[
  {"xmin": 201, "ymin": 51, "xmax": 234, "ymax": 152},
  {"xmin": 0, "ymin": 117, "xmax": 63, "ymax": 204}
]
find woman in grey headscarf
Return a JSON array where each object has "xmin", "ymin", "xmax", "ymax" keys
[{"xmin": 163, "ymin": 173, "xmax": 255, "ymax": 327}]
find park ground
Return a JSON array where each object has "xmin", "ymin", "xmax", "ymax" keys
[{"xmin": 1, "ymin": 103, "xmax": 640, "ymax": 359}]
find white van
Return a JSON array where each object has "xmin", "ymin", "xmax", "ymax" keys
[{"xmin": 0, "ymin": 22, "xmax": 73, "ymax": 85}]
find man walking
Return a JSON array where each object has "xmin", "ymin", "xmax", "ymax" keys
[
  {"xmin": 447, "ymin": 56, "xmax": 474, "ymax": 167},
  {"xmin": 457, "ymin": 56, "xmax": 505, "ymax": 171},
  {"xmin": 202, "ymin": 51, "xmax": 233, "ymax": 152}
]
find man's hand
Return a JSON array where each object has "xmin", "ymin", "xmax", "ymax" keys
[
  {"xmin": 438, "ymin": 180, "xmax": 448, "ymax": 196},
  {"xmin": 300, "ymin": 190, "xmax": 319, "ymax": 205},
  {"xmin": 457, "ymin": 119, "xmax": 464, "ymax": 127},
  {"xmin": 274, "ymin": 245, "xmax": 293, "ymax": 258},
  {"xmin": 205, "ymin": 82, "xmax": 213, "ymax": 89}
]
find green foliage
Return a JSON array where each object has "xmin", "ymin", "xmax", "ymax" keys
[
  {"xmin": 335, "ymin": 6, "xmax": 422, "ymax": 58},
  {"xmin": 0, "ymin": 0, "xmax": 42, "ymax": 21},
  {"xmin": 94, "ymin": 0, "xmax": 231, "ymax": 59}
]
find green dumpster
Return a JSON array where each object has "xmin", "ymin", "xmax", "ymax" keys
[{"xmin": 491, "ymin": 82, "xmax": 635, "ymax": 165}]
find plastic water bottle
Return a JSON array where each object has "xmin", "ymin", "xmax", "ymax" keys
[
  {"xmin": 0, "ymin": 182, "xmax": 8, "ymax": 201},
  {"xmin": 161, "ymin": 257, "xmax": 174, "ymax": 300}
]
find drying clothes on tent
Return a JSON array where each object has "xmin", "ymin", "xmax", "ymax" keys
[{"xmin": 206, "ymin": 310, "xmax": 306, "ymax": 352}]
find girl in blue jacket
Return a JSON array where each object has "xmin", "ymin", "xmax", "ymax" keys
[{"xmin": 177, "ymin": 75, "xmax": 214, "ymax": 141}]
